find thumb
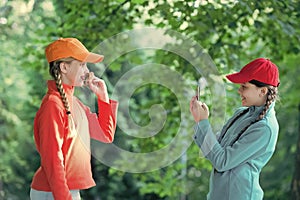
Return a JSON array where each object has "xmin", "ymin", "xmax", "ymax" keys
[{"xmin": 201, "ymin": 102, "xmax": 209, "ymax": 111}]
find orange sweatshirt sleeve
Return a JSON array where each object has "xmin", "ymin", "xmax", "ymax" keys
[
  {"xmin": 36, "ymin": 101, "xmax": 72, "ymax": 200},
  {"xmin": 78, "ymin": 99, "xmax": 118, "ymax": 143}
]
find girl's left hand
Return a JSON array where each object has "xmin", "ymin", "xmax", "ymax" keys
[
  {"xmin": 85, "ymin": 72, "xmax": 109, "ymax": 103},
  {"xmin": 190, "ymin": 96, "xmax": 209, "ymax": 122}
]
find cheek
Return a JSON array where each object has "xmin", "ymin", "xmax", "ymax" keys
[
  {"xmin": 71, "ymin": 67, "xmax": 82, "ymax": 76},
  {"xmin": 253, "ymin": 89, "xmax": 262, "ymax": 98},
  {"xmin": 68, "ymin": 68, "xmax": 81, "ymax": 83},
  {"xmin": 248, "ymin": 90, "xmax": 256, "ymax": 97},
  {"xmin": 242, "ymin": 90, "xmax": 253, "ymax": 99},
  {"xmin": 247, "ymin": 91, "xmax": 260, "ymax": 102}
]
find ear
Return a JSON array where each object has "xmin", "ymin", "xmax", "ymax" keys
[
  {"xmin": 260, "ymin": 87, "xmax": 268, "ymax": 97},
  {"xmin": 59, "ymin": 62, "xmax": 69, "ymax": 74}
]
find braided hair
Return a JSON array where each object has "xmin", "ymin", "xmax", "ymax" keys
[
  {"xmin": 217, "ymin": 107, "xmax": 250, "ymax": 143},
  {"xmin": 228, "ymin": 79, "xmax": 278, "ymax": 146},
  {"xmin": 49, "ymin": 57, "xmax": 74, "ymax": 115},
  {"xmin": 49, "ymin": 57, "xmax": 77, "ymax": 137}
]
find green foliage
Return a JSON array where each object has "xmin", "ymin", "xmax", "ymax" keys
[{"xmin": 1, "ymin": 0, "xmax": 299, "ymax": 199}]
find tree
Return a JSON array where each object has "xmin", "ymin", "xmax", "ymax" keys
[
  {"xmin": 291, "ymin": 104, "xmax": 300, "ymax": 200},
  {"xmin": 1, "ymin": 0, "xmax": 299, "ymax": 199}
]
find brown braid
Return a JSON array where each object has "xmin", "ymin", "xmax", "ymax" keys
[
  {"xmin": 218, "ymin": 107, "xmax": 250, "ymax": 143},
  {"xmin": 258, "ymin": 86, "xmax": 278, "ymax": 120},
  {"xmin": 49, "ymin": 57, "xmax": 74, "ymax": 115},
  {"xmin": 229, "ymin": 80, "xmax": 278, "ymax": 146}
]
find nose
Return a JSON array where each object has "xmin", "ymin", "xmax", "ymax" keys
[{"xmin": 83, "ymin": 64, "xmax": 89, "ymax": 73}]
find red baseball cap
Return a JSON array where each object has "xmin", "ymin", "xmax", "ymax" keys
[
  {"xmin": 226, "ymin": 58, "xmax": 280, "ymax": 87},
  {"xmin": 45, "ymin": 38, "xmax": 104, "ymax": 63}
]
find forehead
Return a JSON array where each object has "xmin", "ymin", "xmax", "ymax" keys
[
  {"xmin": 241, "ymin": 82, "xmax": 257, "ymax": 88},
  {"xmin": 241, "ymin": 82, "xmax": 251, "ymax": 85},
  {"xmin": 70, "ymin": 60, "xmax": 86, "ymax": 65}
]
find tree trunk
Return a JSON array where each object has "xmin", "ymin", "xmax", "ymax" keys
[{"xmin": 291, "ymin": 104, "xmax": 300, "ymax": 200}]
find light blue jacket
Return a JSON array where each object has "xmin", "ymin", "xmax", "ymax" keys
[{"xmin": 193, "ymin": 103, "xmax": 279, "ymax": 200}]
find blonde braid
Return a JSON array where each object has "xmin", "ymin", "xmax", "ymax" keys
[
  {"xmin": 49, "ymin": 58, "xmax": 77, "ymax": 137},
  {"xmin": 49, "ymin": 58, "xmax": 74, "ymax": 115},
  {"xmin": 53, "ymin": 63, "xmax": 71, "ymax": 115}
]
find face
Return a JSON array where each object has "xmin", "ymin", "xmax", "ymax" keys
[
  {"xmin": 60, "ymin": 60, "xmax": 89, "ymax": 86},
  {"xmin": 238, "ymin": 82, "xmax": 267, "ymax": 107}
]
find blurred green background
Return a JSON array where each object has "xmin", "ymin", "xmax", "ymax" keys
[{"xmin": 0, "ymin": 0, "xmax": 300, "ymax": 199}]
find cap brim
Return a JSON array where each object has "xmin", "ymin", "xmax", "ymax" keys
[
  {"xmin": 83, "ymin": 53, "xmax": 104, "ymax": 63},
  {"xmin": 226, "ymin": 72, "xmax": 250, "ymax": 84}
]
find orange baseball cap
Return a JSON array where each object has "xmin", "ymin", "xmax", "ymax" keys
[{"xmin": 45, "ymin": 37, "xmax": 104, "ymax": 63}]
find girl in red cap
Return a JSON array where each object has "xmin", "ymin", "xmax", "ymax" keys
[
  {"xmin": 30, "ymin": 38, "xmax": 118, "ymax": 200},
  {"xmin": 190, "ymin": 58, "xmax": 279, "ymax": 200}
]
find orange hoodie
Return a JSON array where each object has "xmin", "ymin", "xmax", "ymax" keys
[{"xmin": 31, "ymin": 80, "xmax": 118, "ymax": 200}]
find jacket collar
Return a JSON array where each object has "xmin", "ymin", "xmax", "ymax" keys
[
  {"xmin": 248, "ymin": 102, "xmax": 275, "ymax": 116},
  {"xmin": 47, "ymin": 80, "xmax": 75, "ymax": 98}
]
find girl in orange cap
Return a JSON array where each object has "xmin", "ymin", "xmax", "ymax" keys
[
  {"xmin": 30, "ymin": 38, "xmax": 118, "ymax": 200},
  {"xmin": 190, "ymin": 58, "xmax": 279, "ymax": 200}
]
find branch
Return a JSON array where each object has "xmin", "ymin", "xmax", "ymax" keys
[{"xmin": 111, "ymin": 0, "xmax": 131, "ymax": 15}]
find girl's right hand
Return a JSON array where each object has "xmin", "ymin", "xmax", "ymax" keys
[
  {"xmin": 84, "ymin": 72, "xmax": 109, "ymax": 103},
  {"xmin": 189, "ymin": 96, "xmax": 209, "ymax": 122}
]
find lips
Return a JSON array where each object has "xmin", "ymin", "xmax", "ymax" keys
[
  {"xmin": 241, "ymin": 96, "xmax": 246, "ymax": 104},
  {"xmin": 81, "ymin": 73, "xmax": 89, "ymax": 81}
]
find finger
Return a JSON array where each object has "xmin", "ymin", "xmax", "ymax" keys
[
  {"xmin": 197, "ymin": 100, "xmax": 203, "ymax": 106},
  {"xmin": 190, "ymin": 96, "xmax": 195, "ymax": 102},
  {"xmin": 88, "ymin": 74, "xmax": 96, "ymax": 87},
  {"xmin": 191, "ymin": 96, "xmax": 199, "ymax": 104},
  {"xmin": 201, "ymin": 102, "xmax": 208, "ymax": 110},
  {"xmin": 190, "ymin": 96, "xmax": 199, "ymax": 109},
  {"xmin": 190, "ymin": 96, "xmax": 195, "ymax": 106},
  {"xmin": 90, "ymin": 72, "xmax": 95, "ymax": 80},
  {"xmin": 92, "ymin": 78, "xmax": 105, "ymax": 86},
  {"xmin": 190, "ymin": 99, "xmax": 195, "ymax": 112},
  {"xmin": 84, "ymin": 72, "xmax": 93, "ymax": 85}
]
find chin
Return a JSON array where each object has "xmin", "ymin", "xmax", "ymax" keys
[
  {"xmin": 241, "ymin": 102, "xmax": 249, "ymax": 107},
  {"xmin": 74, "ymin": 82, "xmax": 84, "ymax": 87}
]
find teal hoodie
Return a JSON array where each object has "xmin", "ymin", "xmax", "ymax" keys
[{"xmin": 193, "ymin": 103, "xmax": 279, "ymax": 200}]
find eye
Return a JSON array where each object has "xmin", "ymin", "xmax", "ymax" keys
[{"xmin": 240, "ymin": 85, "xmax": 246, "ymax": 90}]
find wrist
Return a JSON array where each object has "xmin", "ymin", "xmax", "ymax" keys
[
  {"xmin": 96, "ymin": 91, "xmax": 109, "ymax": 102},
  {"xmin": 196, "ymin": 117, "xmax": 208, "ymax": 123},
  {"xmin": 98, "ymin": 95, "xmax": 109, "ymax": 103}
]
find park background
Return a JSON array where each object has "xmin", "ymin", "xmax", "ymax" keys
[{"xmin": 1, "ymin": 0, "xmax": 300, "ymax": 199}]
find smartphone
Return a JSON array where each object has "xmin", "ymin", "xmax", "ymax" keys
[{"xmin": 196, "ymin": 82, "xmax": 200, "ymax": 100}]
